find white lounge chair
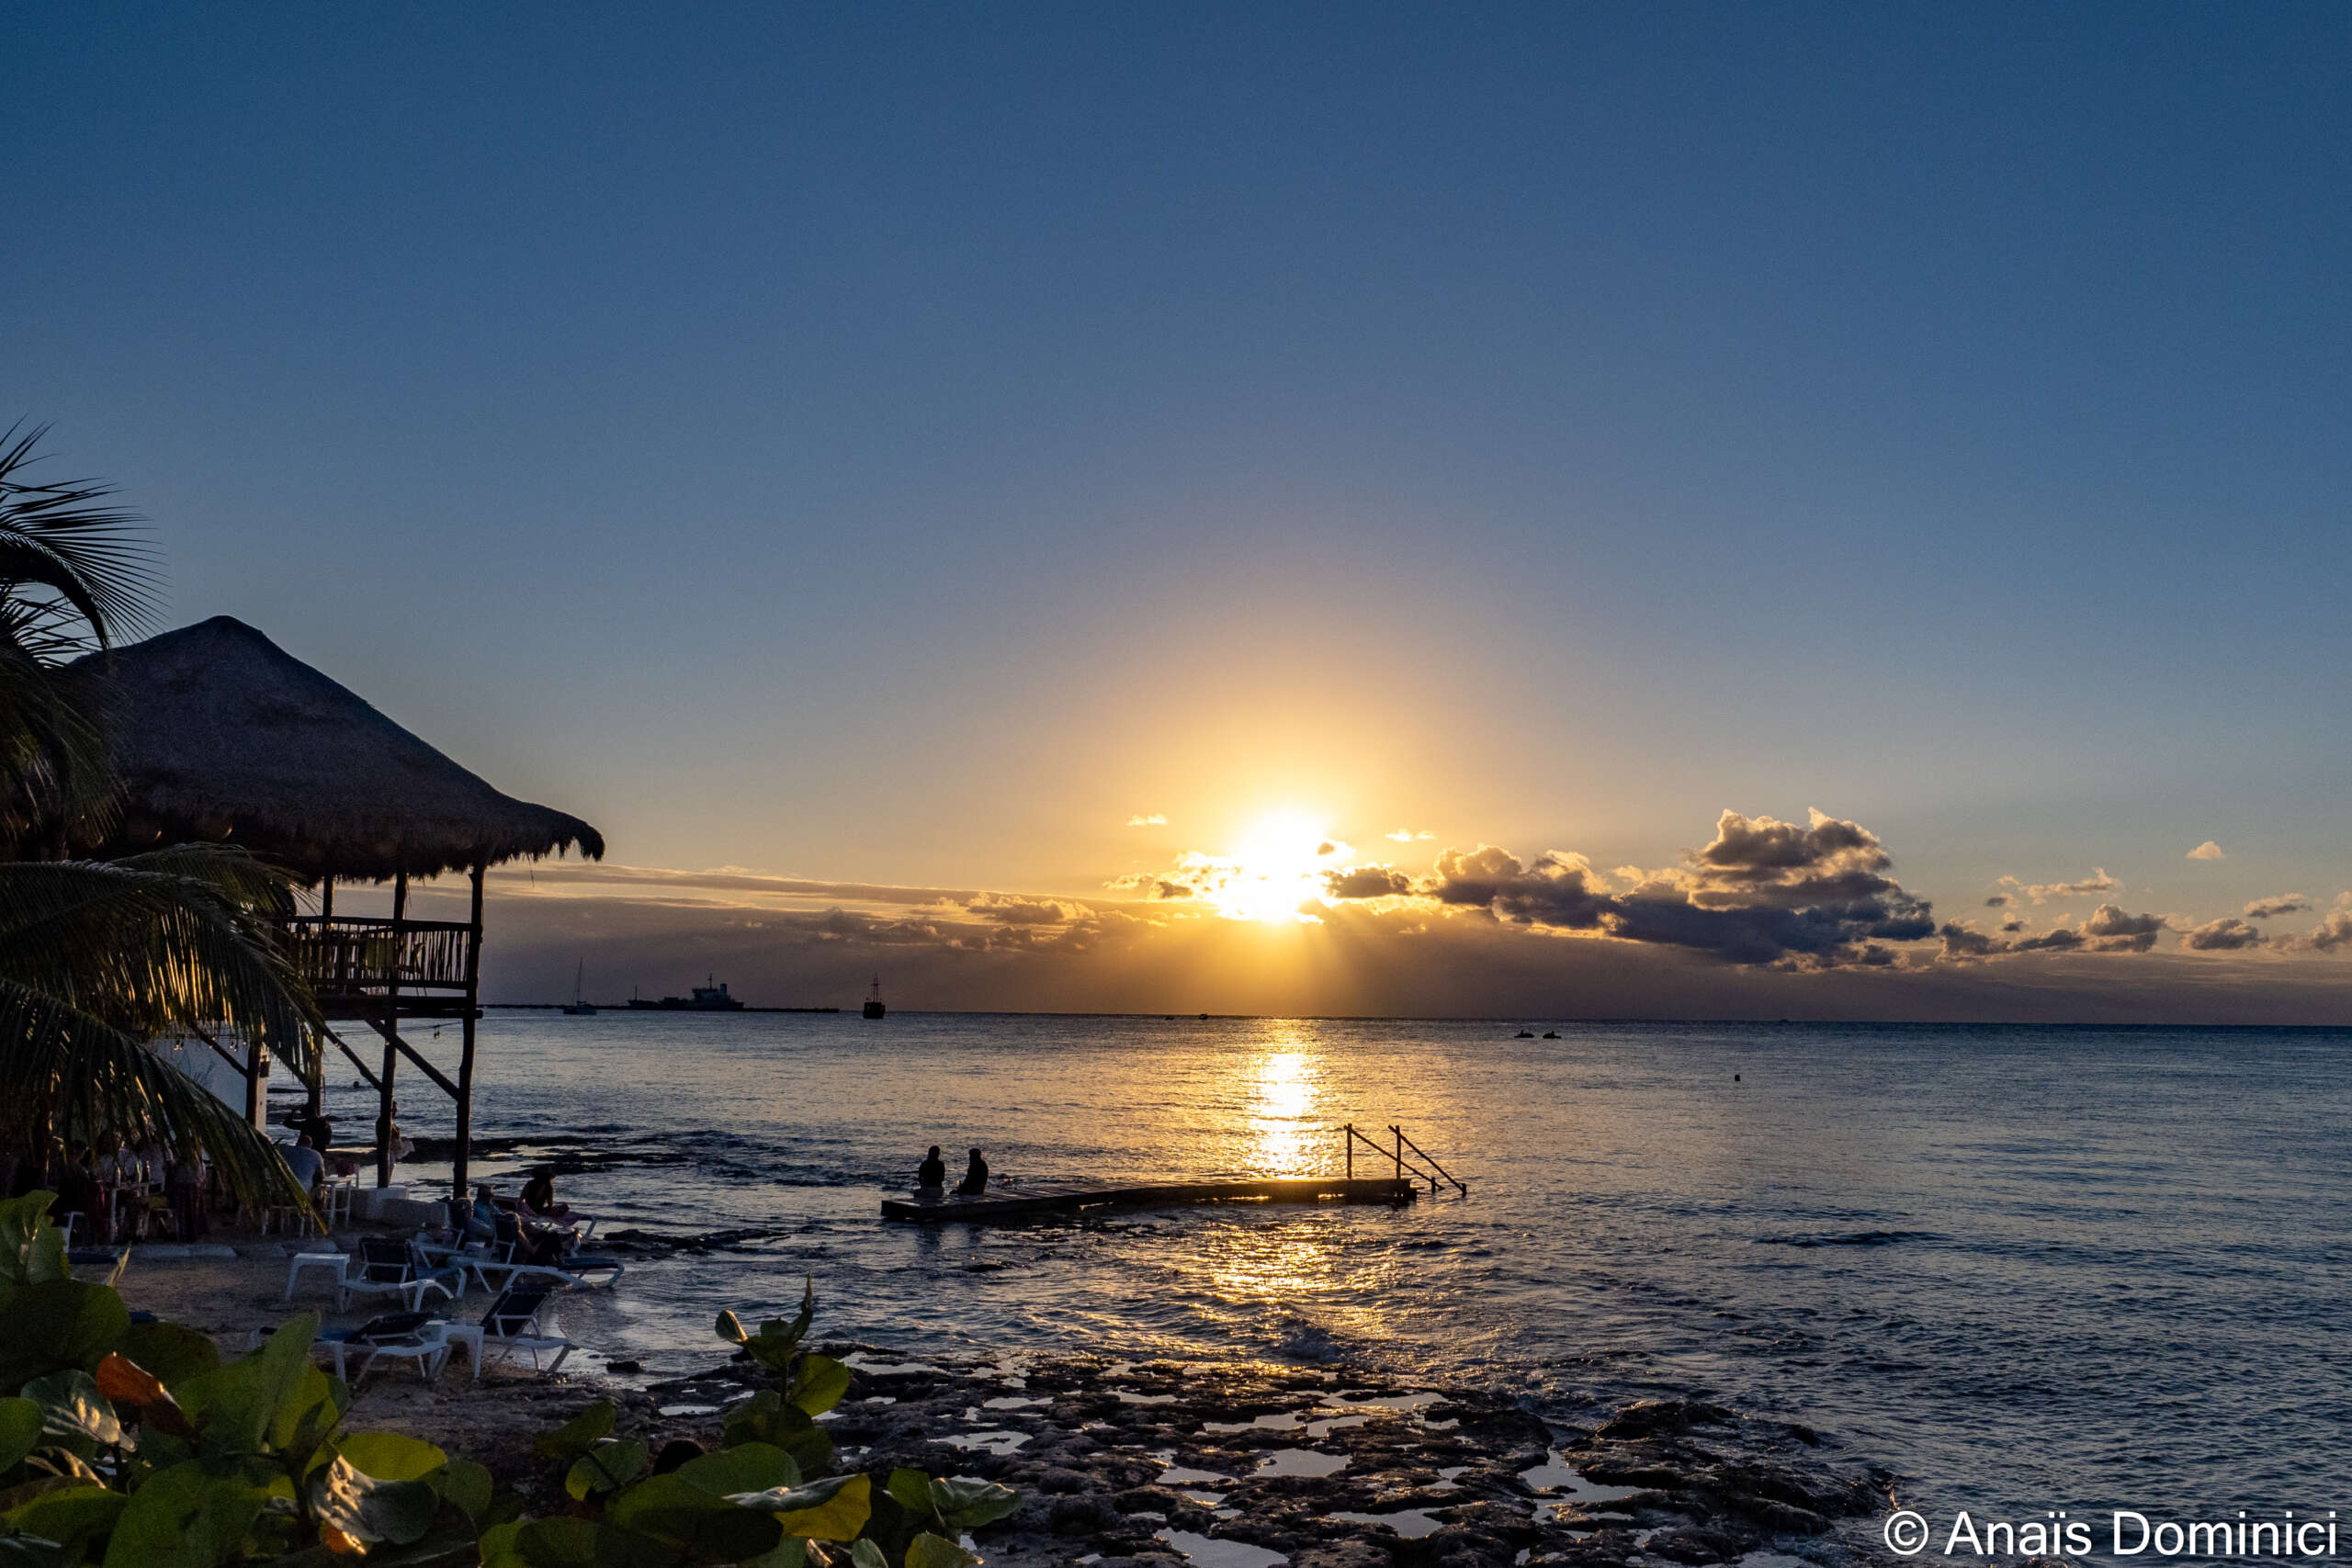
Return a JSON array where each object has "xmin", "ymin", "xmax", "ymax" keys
[
  {"xmin": 436, "ymin": 1285, "xmax": 574, "ymax": 1380},
  {"xmin": 343, "ymin": 1235, "xmax": 466, "ymax": 1311}
]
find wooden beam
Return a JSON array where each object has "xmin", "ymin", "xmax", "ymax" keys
[
  {"xmin": 378, "ymin": 868, "xmax": 406, "ymax": 1187},
  {"xmin": 453, "ymin": 862, "xmax": 485, "ymax": 1196},
  {"xmin": 326, "ymin": 1027, "xmax": 382, "ymax": 1092},
  {"xmin": 187, "ymin": 1023, "xmax": 248, "ymax": 1077},
  {"xmin": 360, "ymin": 1013, "xmax": 461, "ymax": 1101}
]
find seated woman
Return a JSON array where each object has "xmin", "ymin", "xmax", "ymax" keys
[
  {"xmin": 915, "ymin": 1145, "xmax": 946, "ymax": 1197},
  {"xmin": 520, "ymin": 1169, "xmax": 577, "ymax": 1224},
  {"xmin": 954, "ymin": 1147, "xmax": 989, "ymax": 1197},
  {"xmin": 467, "ymin": 1184, "xmax": 501, "ymax": 1242}
]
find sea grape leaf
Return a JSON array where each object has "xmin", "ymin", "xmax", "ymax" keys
[
  {"xmin": 99, "ymin": 1457, "xmax": 266, "ymax": 1568},
  {"xmin": 674, "ymin": 1441, "xmax": 798, "ymax": 1497},
  {"xmin": 0, "ymin": 1280, "xmax": 130, "ymax": 1390},
  {"xmin": 477, "ymin": 1520, "xmax": 526, "ymax": 1568},
  {"xmin": 563, "ymin": 1438, "xmax": 648, "ymax": 1500},
  {"xmin": 927, "ymin": 1476, "xmax": 1018, "ymax": 1530},
  {"xmin": 729, "ymin": 1472, "xmax": 870, "ymax": 1541},
  {"xmin": 337, "ymin": 1429, "xmax": 447, "ymax": 1481},
  {"xmin": 116, "ymin": 1322, "xmax": 219, "ymax": 1389},
  {"xmin": 0, "ymin": 1194, "xmax": 69, "ymax": 1292},
  {"xmin": 173, "ymin": 1315, "xmax": 317, "ymax": 1457},
  {"xmin": 885, "ymin": 1469, "xmax": 933, "ymax": 1516},
  {"xmin": 0, "ymin": 1397, "xmax": 42, "ymax": 1472},
  {"xmin": 21, "ymin": 1371, "xmax": 120, "ymax": 1450},
  {"xmin": 606, "ymin": 1472, "xmax": 784, "ymax": 1562},
  {"xmin": 434, "ymin": 1455, "xmax": 494, "ymax": 1522},
  {"xmin": 533, "ymin": 1401, "xmax": 615, "ymax": 1464},
  {"xmin": 720, "ymin": 1392, "xmax": 832, "ymax": 1477},
  {"xmin": 746, "ymin": 1537, "xmax": 808, "ymax": 1568},
  {"xmin": 96, "ymin": 1353, "xmax": 195, "ymax": 1438},
  {"xmin": 308, "ymin": 1453, "xmax": 439, "ymax": 1546},
  {"xmin": 848, "ymin": 1542, "xmax": 888, "ymax": 1568},
  {"xmin": 787, "ymin": 1354, "xmax": 851, "ymax": 1417},
  {"xmin": 3, "ymin": 1483, "xmax": 127, "ymax": 1558},
  {"xmin": 511, "ymin": 1516, "xmax": 672, "ymax": 1568},
  {"xmin": 905, "ymin": 1533, "xmax": 981, "ymax": 1568}
]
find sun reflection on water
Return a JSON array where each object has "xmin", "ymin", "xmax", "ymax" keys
[{"xmin": 1250, "ymin": 1045, "xmax": 1322, "ymax": 1177}]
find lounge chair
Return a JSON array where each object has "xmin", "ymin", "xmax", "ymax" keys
[
  {"xmin": 343, "ymin": 1235, "xmax": 466, "ymax": 1311},
  {"xmin": 318, "ymin": 1311, "xmax": 449, "ymax": 1384},
  {"xmin": 468, "ymin": 1213, "xmax": 624, "ymax": 1292},
  {"xmin": 437, "ymin": 1285, "xmax": 574, "ymax": 1379}
]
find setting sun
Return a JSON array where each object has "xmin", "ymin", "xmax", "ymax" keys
[{"xmin": 1213, "ymin": 811, "xmax": 1340, "ymax": 922}]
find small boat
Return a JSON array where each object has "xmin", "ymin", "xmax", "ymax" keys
[
  {"xmin": 1515, "ymin": 1029, "xmax": 1534, "ymax": 1038},
  {"xmin": 863, "ymin": 976, "xmax": 887, "ymax": 1020},
  {"xmin": 561, "ymin": 960, "xmax": 596, "ymax": 1015},
  {"xmin": 1542, "ymin": 1030, "xmax": 1559, "ymax": 1039}
]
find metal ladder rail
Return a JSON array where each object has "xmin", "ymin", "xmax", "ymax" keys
[
  {"xmin": 1340, "ymin": 1122, "xmax": 1463, "ymax": 1194},
  {"xmin": 1389, "ymin": 1124, "xmax": 1468, "ymax": 1196}
]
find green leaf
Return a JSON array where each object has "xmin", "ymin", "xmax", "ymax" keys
[
  {"xmin": 172, "ymin": 1314, "xmax": 318, "ymax": 1458},
  {"xmin": 308, "ymin": 1453, "xmax": 439, "ymax": 1547},
  {"xmin": 674, "ymin": 1441, "xmax": 799, "ymax": 1497},
  {"xmin": 533, "ymin": 1401, "xmax": 616, "ymax": 1464},
  {"xmin": 849, "ymin": 1542, "xmax": 888, "ymax": 1568},
  {"xmin": 434, "ymin": 1455, "xmax": 494, "ymax": 1523},
  {"xmin": 787, "ymin": 1355, "xmax": 851, "ymax": 1417},
  {"xmin": 20, "ymin": 1371, "xmax": 121, "ymax": 1450},
  {"xmin": 0, "ymin": 1280, "xmax": 130, "ymax": 1390},
  {"xmin": 905, "ymin": 1532, "xmax": 980, "ymax": 1568},
  {"xmin": 0, "ymin": 1396, "xmax": 42, "ymax": 1471},
  {"xmin": 511, "ymin": 1517, "xmax": 673, "ymax": 1568},
  {"xmin": 714, "ymin": 1311, "xmax": 750, "ymax": 1347},
  {"xmin": 99, "ymin": 1458, "xmax": 266, "ymax": 1568},
  {"xmin": 116, "ymin": 1322, "xmax": 219, "ymax": 1389},
  {"xmin": 477, "ymin": 1519, "xmax": 526, "ymax": 1568},
  {"xmin": 563, "ymin": 1438, "xmax": 648, "ymax": 1501},
  {"xmin": 727, "ymin": 1280, "xmax": 819, "ymax": 1374},
  {"xmin": 720, "ymin": 1392, "xmax": 832, "ymax": 1478},
  {"xmin": 729, "ymin": 1472, "xmax": 871, "ymax": 1541},
  {"xmin": 885, "ymin": 1469, "xmax": 933, "ymax": 1515},
  {"xmin": 0, "ymin": 1194, "xmax": 70, "ymax": 1292},
  {"xmin": 3, "ymin": 1483, "xmax": 126, "ymax": 1557},
  {"xmin": 927, "ymin": 1477, "xmax": 1018, "ymax": 1531},
  {"xmin": 606, "ymin": 1472, "xmax": 784, "ymax": 1562},
  {"xmin": 746, "ymin": 1539, "xmax": 807, "ymax": 1568},
  {"xmin": 337, "ymin": 1429, "xmax": 447, "ymax": 1482}
]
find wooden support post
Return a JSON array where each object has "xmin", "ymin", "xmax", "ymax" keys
[
  {"xmin": 377, "ymin": 868, "xmax": 406, "ymax": 1187},
  {"xmin": 243, "ymin": 1033, "xmax": 268, "ymax": 1131},
  {"xmin": 1345, "ymin": 1122, "xmax": 1353, "ymax": 1180},
  {"xmin": 453, "ymin": 862, "xmax": 484, "ymax": 1199}
]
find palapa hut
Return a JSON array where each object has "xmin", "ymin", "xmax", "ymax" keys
[{"xmin": 77, "ymin": 615, "xmax": 603, "ymax": 1191}]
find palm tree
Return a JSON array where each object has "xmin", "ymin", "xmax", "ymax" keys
[{"xmin": 0, "ymin": 424, "xmax": 317, "ymax": 1206}]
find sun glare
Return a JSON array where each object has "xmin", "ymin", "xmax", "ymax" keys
[{"xmin": 1214, "ymin": 811, "xmax": 1337, "ymax": 922}]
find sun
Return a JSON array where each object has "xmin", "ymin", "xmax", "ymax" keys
[{"xmin": 1212, "ymin": 811, "xmax": 1340, "ymax": 922}]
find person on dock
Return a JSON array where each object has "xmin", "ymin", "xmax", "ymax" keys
[
  {"xmin": 916, "ymin": 1145, "xmax": 946, "ymax": 1198},
  {"xmin": 955, "ymin": 1147, "xmax": 989, "ymax": 1196}
]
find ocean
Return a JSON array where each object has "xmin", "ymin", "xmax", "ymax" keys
[{"xmin": 325, "ymin": 1013, "xmax": 2352, "ymax": 1526}]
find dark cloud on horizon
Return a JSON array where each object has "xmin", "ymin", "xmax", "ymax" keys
[
  {"xmin": 1997, "ymin": 869, "xmax": 2121, "ymax": 905},
  {"xmin": 2184, "ymin": 917, "xmax": 2267, "ymax": 951},
  {"xmin": 2244, "ymin": 894, "xmax": 2311, "ymax": 919},
  {"xmin": 1940, "ymin": 902, "xmax": 2169, "ymax": 959}
]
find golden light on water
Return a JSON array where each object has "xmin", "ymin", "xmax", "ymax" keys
[{"xmin": 1249, "ymin": 1044, "xmax": 1322, "ymax": 1176}]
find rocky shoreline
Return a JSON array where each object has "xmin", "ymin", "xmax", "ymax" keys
[{"xmin": 566, "ymin": 1345, "xmax": 1896, "ymax": 1568}]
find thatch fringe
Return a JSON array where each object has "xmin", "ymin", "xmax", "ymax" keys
[{"xmin": 75, "ymin": 616, "xmax": 603, "ymax": 881}]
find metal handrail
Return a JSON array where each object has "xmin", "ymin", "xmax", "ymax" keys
[{"xmin": 1340, "ymin": 1122, "xmax": 1467, "ymax": 1196}]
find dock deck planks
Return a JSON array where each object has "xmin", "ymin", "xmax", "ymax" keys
[{"xmin": 879, "ymin": 1175, "xmax": 1419, "ymax": 1223}]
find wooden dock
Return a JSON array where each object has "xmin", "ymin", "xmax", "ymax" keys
[{"xmin": 880, "ymin": 1175, "xmax": 1419, "ymax": 1224}]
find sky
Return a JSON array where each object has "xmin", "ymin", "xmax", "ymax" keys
[{"xmin": 8, "ymin": 4, "xmax": 2352, "ymax": 1018}]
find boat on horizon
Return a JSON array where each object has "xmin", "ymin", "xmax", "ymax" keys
[
  {"xmin": 864, "ymin": 975, "xmax": 886, "ymax": 1019},
  {"xmin": 628, "ymin": 976, "xmax": 747, "ymax": 1011},
  {"xmin": 561, "ymin": 960, "xmax": 596, "ymax": 1015}
]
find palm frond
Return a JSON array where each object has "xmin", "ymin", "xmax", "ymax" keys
[
  {"xmin": 0, "ymin": 423, "xmax": 158, "ymax": 652},
  {"xmin": 0, "ymin": 854, "xmax": 319, "ymax": 1080},
  {"xmin": 0, "ymin": 976, "xmax": 303, "ymax": 1208}
]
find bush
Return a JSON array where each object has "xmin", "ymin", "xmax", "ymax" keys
[{"xmin": 0, "ymin": 1193, "xmax": 1013, "ymax": 1566}]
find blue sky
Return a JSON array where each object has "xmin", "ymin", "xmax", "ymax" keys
[{"xmin": 8, "ymin": 5, "xmax": 2351, "ymax": 1010}]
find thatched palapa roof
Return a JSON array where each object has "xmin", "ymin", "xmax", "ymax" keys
[{"xmin": 79, "ymin": 616, "xmax": 604, "ymax": 881}]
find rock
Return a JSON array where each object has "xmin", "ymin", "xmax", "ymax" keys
[
  {"xmin": 1049, "ymin": 1495, "xmax": 1118, "ymax": 1535},
  {"xmin": 608, "ymin": 1359, "xmax": 643, "ymax": 1374},
  {"xmin": 1595, "ymin": 1399, "xmax": 1734, "ymax": 1439}
]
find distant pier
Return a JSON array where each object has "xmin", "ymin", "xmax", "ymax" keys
[{"xmin": 880, "ymin": 1175, "xmax": 1419, "ymax": 1224}]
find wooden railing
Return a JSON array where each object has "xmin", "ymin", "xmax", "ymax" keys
[
  {"xmin": 1342, "ymin": 1122, "xmax": 1468, "ymax": 1195},
  {"xmin": 282, "ymin": 915, "xmax": 473, "ymax": 998}
]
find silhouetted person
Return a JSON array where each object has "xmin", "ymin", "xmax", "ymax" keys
[
  {"xmin": 955, "ymin": 1147, "xmax": 989, "ymax": 1196},
  {"xmin": 521, "ymin": 1169, "xmax": 576, "ymax": 1223},
  {"xmin": 916, "ymin": 1145, "xmax": 946, "ymax": 1193}
]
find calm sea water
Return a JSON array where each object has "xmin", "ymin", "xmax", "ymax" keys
[{"xmin": 335, "ymin": 1014, "xmax": 2352, "ymax": 1524}]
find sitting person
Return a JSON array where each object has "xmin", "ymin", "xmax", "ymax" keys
[
  {"xmin": 280, "ymin": 1133, "xmax": 324, "ymax": 1194},
  {"xmin": 520, "ymin": 1169, "xmax": 577, "ymax": 1224},
  {"xmin": 915, "ymin": 1145, "xmax": 946, "ymax": 1196},
  {"xmin": 467, "ymin": 1183, "xmax": 501, "ymax": 1242},
  {"xmin": 954, "ymin": 1147, "xmax": 989, "ymax": 1196}
]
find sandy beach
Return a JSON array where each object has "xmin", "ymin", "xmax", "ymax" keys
[{"xmin": 93, "ymin": 1230, "xmax": 1894, "ymax": 1568}]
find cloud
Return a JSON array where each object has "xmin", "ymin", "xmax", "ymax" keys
[
  {"xmin": 1984, "ymin": 894, "xmax": 2010, "ymax": 908},
  {"xmin": 2183, "ymin": 917, "xmax": 2267, "ymax": 952},
  {"xmin": 1322, "ymin": 864, "xmax": 1415, "ymax": 900},
  {"xmin": 2244, "ymin": 894, "xmax": 2309, "ymax": 919},
  {"xmin": 1996, "ymin": 869, "xmax": 2120, "ymax": 905},
  {"xmin": 1385, "ymin": 829, "xmax": 1435, "ymax": 842},
  {"xmin": 1354, "ymin": 809, "xmax": 1937, "ymax": 969},
  {"xmin": 2188, "ymin": 840, "xmax": 2226, "ymax": 861},
  {"xmin": 2277, "ymin": 910, "xmax": 2352, "ymax": 953},
  {"xmin": 1939, "ymin": 903, "xmax": 2169, "ymax": 960},
  {"xmin": 1126, "ymin": 813, "xmax": 1168, "ymax": 827},
  {"xmin": 964, "ymin": 893, "xmax": 1086, "ymax": 926}
]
